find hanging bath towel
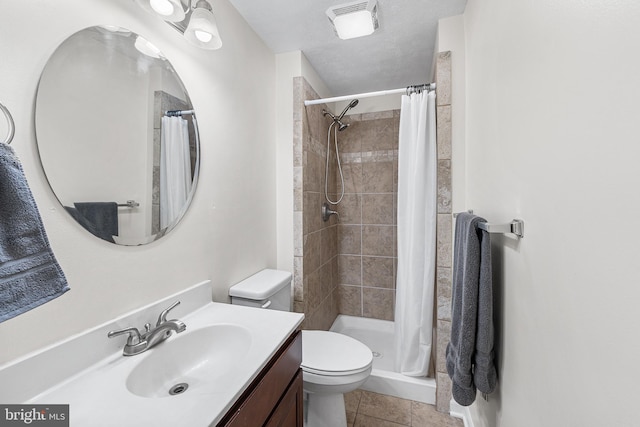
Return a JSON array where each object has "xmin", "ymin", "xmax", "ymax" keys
[
  {"xmin": 0, "ymin": 142, "xmax": 69, "ymax": 323},
  {"xmin": 446, "ymin": 212, "xmax": 497, "ymax": 405}
]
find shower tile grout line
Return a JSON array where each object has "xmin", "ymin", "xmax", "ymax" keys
[
  {"xmin": 338, "ymin": 254, "xmax": 396, "ymax": 259},
  {"xmin": 359, "ymin": 175, "xmax": 364, "ymax": 316}
]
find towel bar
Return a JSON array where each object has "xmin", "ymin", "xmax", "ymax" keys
[
  {"xmin": 117, "ymin": 200, "xmax": 140, "ymax": 208},
  {"xmin": 0, "ymin": 101, "xmax": 15, "ymax": 145},
  {"xmin": 478, "ymin": 219, "xmax": 524, "ymax": 238},
  {"xmin": 453, "ymin": 210, "xmax": 525, "ymax": 238}
]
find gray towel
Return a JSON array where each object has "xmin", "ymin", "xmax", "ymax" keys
[
  {"xmin": 446, "ymin": 212, "xmax": 497, "ymax": 406},
  {"xmin": 73, "ymin": 202, "xmax": 118, "ymax": 242},
  {"xmin": 0, "ymin": 143, "xmax": 69, "ymax": 323},
  {"xmin": 64, "ymin": 206, "xmax": 100, "ymax": 238}
]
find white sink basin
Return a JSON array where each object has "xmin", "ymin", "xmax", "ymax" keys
[{"xmin": 127, "ymin": 324, "xmax": 252, "ymax": 398}]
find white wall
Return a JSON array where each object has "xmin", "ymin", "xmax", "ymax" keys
[
  {"xmin": 300, "ymin": 54, "xmax": 333, "ymax": 103},
  {"xmin": 0, "ymin": 0, "xmax": 277, "ymax": 365},
  {"xmin": 334, "ymin": 93, "xmax": 402, "ymax": 116},
  {"xmin": 460, "ymin": 1, "xmax": 640, "ymax": 425},
  {"xmin": 275, "ymin": 52, "xmax": 300, "ymax": 274}
]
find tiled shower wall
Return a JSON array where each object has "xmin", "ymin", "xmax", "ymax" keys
[
  {"xmin": 292, "ymin": 77, "xmax": 340, "ymax": 330},
  {"xmin": 334, "ymin": 111, "xmax": 400, "ymax": 320},
  {"xmin": 434, "ymin": 51, "xmax": 454, "ymax": 412},
  {"xmin": 291, "ymin": 53, "xmax": 454, "ymax": 394}
]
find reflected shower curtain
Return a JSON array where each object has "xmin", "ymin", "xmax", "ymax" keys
[
  {"xmin": 394, "ymin": 90, "xmax": 437, "ymax": 376},
  {"xmin": 160, "ymin": 116, "xmax": 192, "ymax": 229}
]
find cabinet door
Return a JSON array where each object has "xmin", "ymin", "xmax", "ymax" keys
[
  {"xmin": 219, "ymin": 331, "xmax": 302, "ymax": 427},
  {"xmin": 265, "ymin": 370, "xmax": 303, "ymax": 427}
]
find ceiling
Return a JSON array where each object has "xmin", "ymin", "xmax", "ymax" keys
[{"xmin": 226, "ymin": 0, "xmax": 468, "ymax": 96}]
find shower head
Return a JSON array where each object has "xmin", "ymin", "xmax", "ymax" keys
[
  {"xmin": 337, "ymin": 99, "xmax": 359, "ymax": 121},
  {"xmin": 323, "ymin": 109, "xmax": 348, "ymax": 131},
  {"xmin": 323, "ymin": 99, "xmax": 358, "ymax": 132}
]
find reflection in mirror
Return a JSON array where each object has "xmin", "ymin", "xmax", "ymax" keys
[{"xmin": 35, "ymin": 26, "xmax": 199, "ymax": 245}]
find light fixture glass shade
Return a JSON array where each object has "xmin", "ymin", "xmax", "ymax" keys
[
  {"xmin": 136, "ymin": 0, "xmax": 186, "ymax": 22},
  {"xmin": 150, "ymin": 0, "xmax": 174, "ymax": 16},
  {"xmin": 327, "ymin": 0, "xmax": 379, "ymax": 40},
  {"xmin": 333, "ymin": 11, "xmax": 375, "ymax": 39},
  {"xmin": 184, "ymin": 7, "xmax": 222, "ymax": 50}
]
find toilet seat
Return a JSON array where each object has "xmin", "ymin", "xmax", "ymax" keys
[{"xmin": 301, "ymin": 331, "xmax": 373, "ymax": 377}]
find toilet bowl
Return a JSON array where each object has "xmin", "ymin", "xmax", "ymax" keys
[
  {"xmin": 229, "ymin": 269, "xmax": 373, "ymax": 427},
  {"xmin": 301, "ymin": 330, "xmax": 372, "ymax": 427}
]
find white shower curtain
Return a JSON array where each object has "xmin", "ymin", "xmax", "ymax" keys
[
  {"xmin": 160, "ymin": 116, "xmax": 192, "ymax": 229},
  {"xmin": 394, "ymin": 90, "xmax": 437, "ymax": 377}
]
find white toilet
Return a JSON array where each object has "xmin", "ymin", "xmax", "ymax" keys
[{"xmin": 229, "ymin": 269, "xmax": 373, "ymax": 427}]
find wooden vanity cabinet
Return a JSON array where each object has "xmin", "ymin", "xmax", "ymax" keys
[{"xmin": 218, "ymin": 330, "xmax": 303, "ymax": 427}]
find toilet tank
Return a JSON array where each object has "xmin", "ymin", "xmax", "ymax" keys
[{"xmin": 229, "ymin": 269, "xmax": 292, "ymax": 312}]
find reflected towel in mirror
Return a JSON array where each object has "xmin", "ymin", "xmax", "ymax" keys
[{"xmin": 73, "ymin": 202, "xmax": 118, "ymax": 243}]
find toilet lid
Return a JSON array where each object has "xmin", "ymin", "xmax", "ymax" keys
[{"xmin": 301, "ymin": 331, "xmax": 373, "ymax": 376}]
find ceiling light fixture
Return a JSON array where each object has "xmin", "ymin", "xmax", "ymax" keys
[
  {"xmin": 136, "ymin": 0, "xmax": 186, "ymax": 22},
  {"xmin": 326, "ymin": 0, "xmax": 379, "ymax": 40},
  {"xmin": 184, "ymin": 0, "xmax": 223, "ymax": 49},
  {"xmin": 136, "ymin": 0, "xmax": 222, "ymax": 50}
]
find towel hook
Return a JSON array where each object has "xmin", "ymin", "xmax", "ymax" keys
[{"xmin": 0, "ymin": 101, "xmax": 15, "ymax": 145}]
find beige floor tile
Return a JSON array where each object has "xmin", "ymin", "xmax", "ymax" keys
[
  {"xmin": 345, "ymin": 390, "xmax": 363, "ymax": 413},
  {"xmin": 345, "ymin": 389, "xmax": 464, "ymax": 427},
  {"xmin": 411, "ymin": 401, "xmax": 464, "ymax": 427},
  {"xmin": 355, "ymin": 413, "xmax": 408, "ymax": 427},
  {"xmin": 347, "ymin": 410, "xmax": 357, "ymax": 425},
  {"xmin": 358, "ymin": 391, "xmax": 412, "ymax": 425}
]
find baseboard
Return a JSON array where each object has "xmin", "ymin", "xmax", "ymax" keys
[{"xmin": 449, "ymin": 399, "xmax": 475, "ymax": 427}]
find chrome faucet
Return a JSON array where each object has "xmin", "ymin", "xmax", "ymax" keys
[{"xmin": 108, "ymin": 301, "xmax": 186, "ymax": 356}]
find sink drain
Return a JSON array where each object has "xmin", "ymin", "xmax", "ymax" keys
[{"xmin": 169, "ymin": 383, "xmax": 189, "ymax": 395}]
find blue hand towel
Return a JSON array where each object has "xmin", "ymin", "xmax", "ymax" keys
[
  {"xmin": 446, "ymin": 212, "xmax": 497, "ymax": 406},
  {"xmin": 0, "ymin": 143, "xmax": 69, "ymax": 323}
]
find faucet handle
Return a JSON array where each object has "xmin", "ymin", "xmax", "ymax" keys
[
  {"xmin": 156, "ymin": 300, "xmax": 181, "ymax": 326},
  {"xmin": 107, "ymin": 327, "xmax": 142, "ymax": 345}
]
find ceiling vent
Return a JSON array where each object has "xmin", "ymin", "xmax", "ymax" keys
[{"xmin": 326, "ymin": 0, "xmax": 379, "ymax": 40}]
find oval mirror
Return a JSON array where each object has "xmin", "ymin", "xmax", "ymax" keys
[{"xmin": 35, "ymin": 26, "xmax": 199, "ymax": 245}]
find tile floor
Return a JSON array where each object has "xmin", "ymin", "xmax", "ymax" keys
[{"xmin": 345, "ymin": 390, "xmax": 464, "ymax": 427}]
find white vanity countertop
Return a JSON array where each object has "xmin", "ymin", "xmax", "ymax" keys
[{"xmin": 0, "ymin": 280, "xmax": 304, "ymax": 427}]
